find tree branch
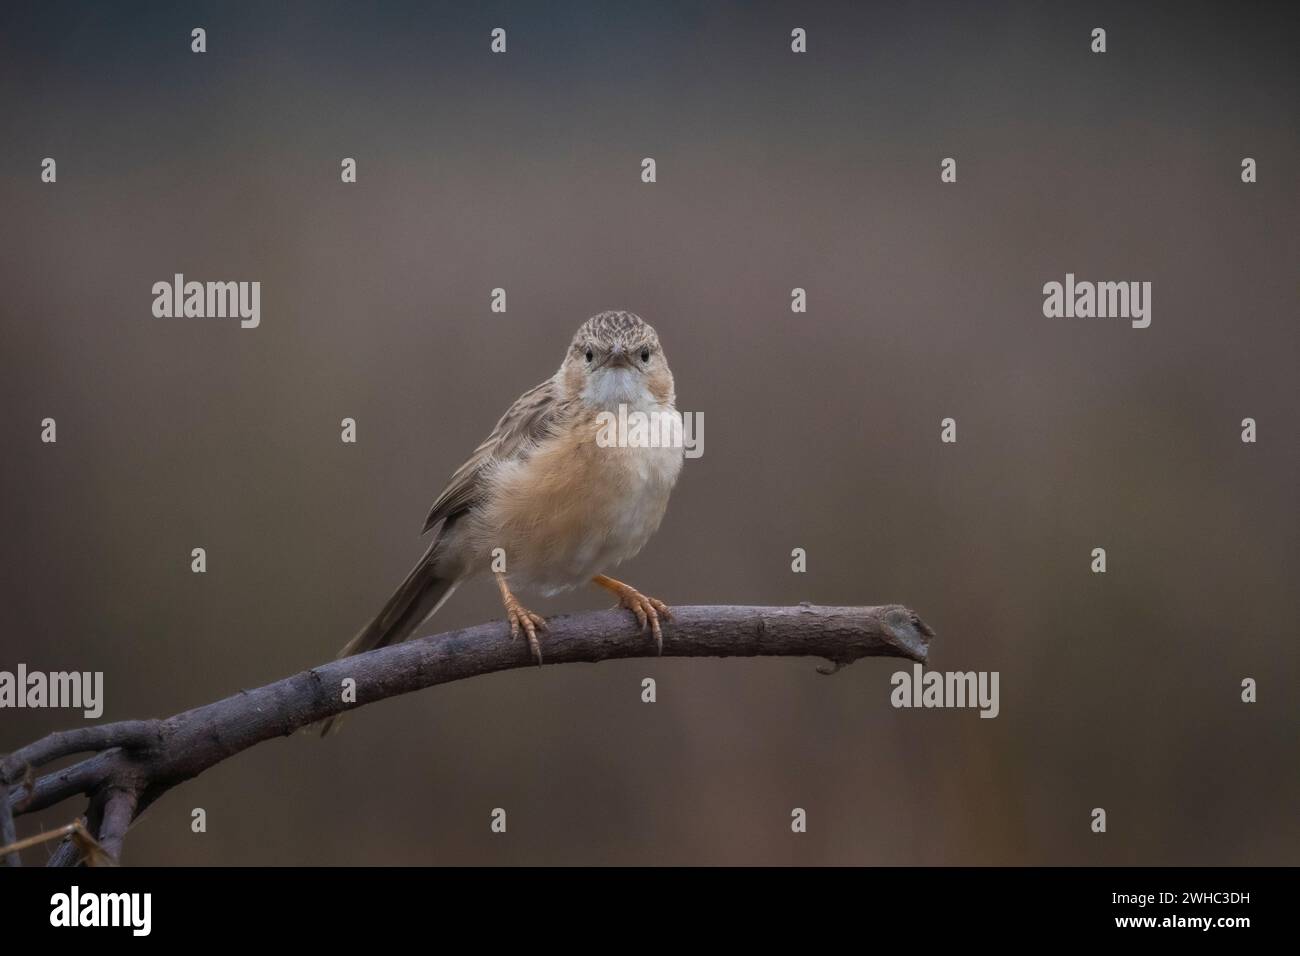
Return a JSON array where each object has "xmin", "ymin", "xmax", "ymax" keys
[
  {"xmin": 95, "ymin": 788, "xmax": 139, "ymax": 862},
  {"xmin": 0, "ymin": 722, "xmax": 163, "ymax": 785},
  {"xmin": 0, "ymin": 603, "xmax": 933, "ymax": 865},
  {"xmin": 0, "ymin": 782, "xmax": 18, "ymax": 867}
]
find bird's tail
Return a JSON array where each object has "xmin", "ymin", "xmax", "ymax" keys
[{"xmin": 319, "ymin": 542, "xmax": 458, "ymax": 736}]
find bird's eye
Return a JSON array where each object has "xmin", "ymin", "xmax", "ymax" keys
[
  {"xmin": 640, "ymin": 348, "xmax": 651, "ymax": 363},
  {"xmin": 584, "ymin": 349, "xmax": 593, "ymax": 363}
]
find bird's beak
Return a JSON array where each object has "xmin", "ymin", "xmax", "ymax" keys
[{"xmin": 600, "ymin": 346, "xmax": 634, "ymax": 370}]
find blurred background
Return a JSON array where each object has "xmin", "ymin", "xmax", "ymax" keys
[{"xmin": 1, "ymin": 0, "xmax": 1296, "ymax": 865}]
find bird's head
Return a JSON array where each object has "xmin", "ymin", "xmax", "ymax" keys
[{"xmin": 560, "ymin": 310, "xmax": 675, "ymax": 409}]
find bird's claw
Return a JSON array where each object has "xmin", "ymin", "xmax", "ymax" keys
[
  {"xmin": 616, "ymin": 589, "xmax": 672, "ymax": 654},
  {"xmin": 505, "ymin": 602, "xmax": 547, "ymax": 664}
]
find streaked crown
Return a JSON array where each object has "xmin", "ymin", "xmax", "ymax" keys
[{"xmin": 572, "ymin": 310, "xmax": 660, "ymax": 354}]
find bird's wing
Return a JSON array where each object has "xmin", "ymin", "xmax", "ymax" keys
[{"xmin": 422, "ymin": 377, "xmax": 566, "ymax": 534}]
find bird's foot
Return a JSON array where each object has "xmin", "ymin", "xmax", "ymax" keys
[
  {"xmin": 593, "ymin": 575, "xmax": 671, "ymax": 654},
  {"xmin": 503, "ymin": 598, "xmax": 547, "ymax": 664},
  {"xmin": 496, "ymin": 572, "xmax": 546, "ymax": 664}
]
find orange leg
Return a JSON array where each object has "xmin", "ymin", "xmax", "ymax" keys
[
  {"xmin": 592, "ymin": 574, "xmax": 672, "ymax": 654},
  {"xmin": 496, "ymin": 573, "xmax": 546, "ymax": 664}
]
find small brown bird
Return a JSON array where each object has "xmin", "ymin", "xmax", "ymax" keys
[{"xmin": 328, "ymin": 311, "xmax": 682, "ymax": 716}]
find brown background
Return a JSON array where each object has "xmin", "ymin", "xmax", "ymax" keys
[{"xmin": 1, "ymin": 1, "xmax": 1296, "ymax": 864}]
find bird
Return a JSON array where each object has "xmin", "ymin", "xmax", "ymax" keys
[{"xmin": 322, "ymin": 311, "xmax": 683, "ymax": 733}]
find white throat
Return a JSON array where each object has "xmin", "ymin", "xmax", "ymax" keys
[{"xmin": 583, "ymin": 368, "xmax": 659, "ymax": 410}]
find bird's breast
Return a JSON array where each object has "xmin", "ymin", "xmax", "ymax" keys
[{"xmin": 474, "ymin": 405, "xmax": 683, "ymax": 592}]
